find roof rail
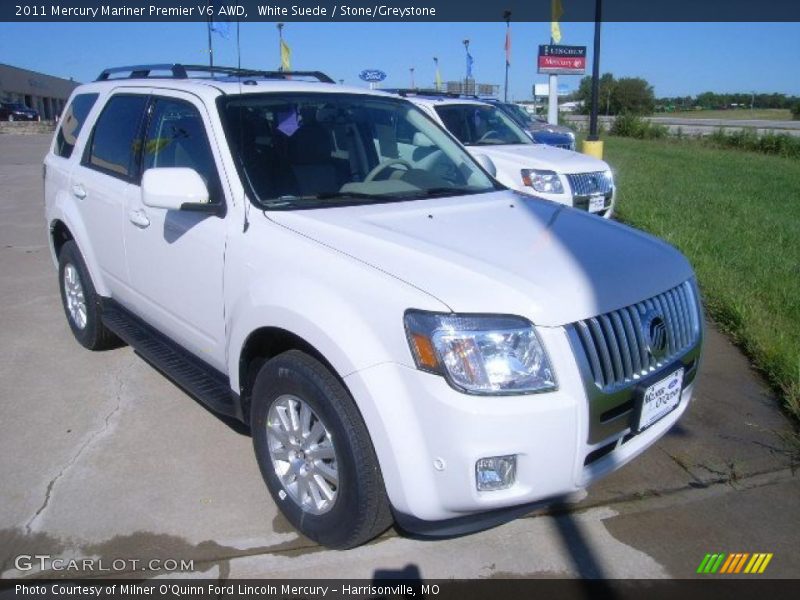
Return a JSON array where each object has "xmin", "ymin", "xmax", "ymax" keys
[
  {"xmin": 384, "ymin": 88, "xmax": 498, "ymax": 101},
  {"xmin": 384, "ymin": 88, "xmax": 462, "ymax": 98},
  {"xmin": 96, "ymin": 64, "xmax": 335, "ymax": 84}
]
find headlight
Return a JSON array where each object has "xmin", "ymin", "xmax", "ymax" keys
[
  {"xmin": 404, "ymin": 311, "xmax": 556, "ymax": 395},
  {"xmin": 521, "ymin": 169, "xmax": 564, "ymax": 194}
]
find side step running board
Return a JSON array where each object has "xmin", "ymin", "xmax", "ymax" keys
[{"xmin": 101, "ymin": 299, "xmax": 242, "ymax": 421}]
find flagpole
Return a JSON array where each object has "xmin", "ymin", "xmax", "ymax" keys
[
  {"xmin": 410, "ymin": 67, "xmax": 415, "ymax": 89},
  {"xmin": 207, "ymin": 15, "xmax": 214, "ymax": 69},
  {"xmin": 462, "ymin": 39, "xmax": 470, "ymax": 95},
  {"xmin": 433, "ymin": 57, "xmax": 439, "ymax": 91},
  {"xmin": 277, "ymin": 22, "xmax": 284, "ymax": 72},
  {"xmin": 503, "ymin": 10, "xmax": 511, "ymax": 102}
]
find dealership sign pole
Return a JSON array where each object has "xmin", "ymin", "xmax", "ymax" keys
[{"xmin": 538, "ymin": 44, "xmax": 586, "ymax": 125}]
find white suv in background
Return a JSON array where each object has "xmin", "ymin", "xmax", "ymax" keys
[
  {"xmin": 403, "ymin": 94, "xmax": 617, "ymax": 218},
  {"xmin": 44, "ymin": 64, "xmax": 702, "ymax": 549}
]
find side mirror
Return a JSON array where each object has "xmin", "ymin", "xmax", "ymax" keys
[
  {"xmin": 142, "ymin": 168, "xmax": 214, "ymax": 212},
  {"xmin": 473, "ymin": 153, "xmax": 497, "ymax": 178}
]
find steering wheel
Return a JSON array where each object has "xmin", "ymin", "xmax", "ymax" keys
[
  {"xmin": 477, "ymin": 130, "xmax": 501, "ymax": 143},
  {"xmin": 364, "ymin": 159, "xmax": 413, "ymax": 182}
]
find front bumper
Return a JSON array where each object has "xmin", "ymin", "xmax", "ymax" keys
[{"xmin": 344, "ymin": 324, "xmax": 696, "ymax": 523}]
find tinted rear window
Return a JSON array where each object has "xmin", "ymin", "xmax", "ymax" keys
[
  {"xmin": 87, "ymin": 95, "xmax": 147, "ymax": 179},
  {"xmin": 55, "ymin": 93, "xmax": 99, "ymax": 158}
]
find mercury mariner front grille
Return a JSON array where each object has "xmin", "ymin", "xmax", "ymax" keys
[
  {"xmin": 573, "ymin": 281, "xmax": 700, "ymax": 390},
  {"xmin": 565, "ymin": 171, "xmax": 613, "ymax": 197}
]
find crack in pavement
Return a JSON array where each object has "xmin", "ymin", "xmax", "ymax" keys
[{"xmin": 23, "ymin": 359, "xmax": 134, "ymax": 535}]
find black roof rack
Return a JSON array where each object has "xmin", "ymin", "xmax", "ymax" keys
[
  {"xmin": 384, "ymin": 88, "xmax": 497, "ymax": 101},
  {"xmin": 96, "ymin": 64, "xmax": 335, "ymax": 84}
]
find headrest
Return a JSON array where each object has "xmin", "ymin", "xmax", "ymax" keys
[{"xmin": 412, "ymin": 132, "xmax": 435, "ymax": 148}]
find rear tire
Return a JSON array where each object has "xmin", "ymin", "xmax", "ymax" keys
[
  {"xmin": 251, "ymin": 350, "xmax": 392, "ymax": 549},
  {"xmin": 57, "ymin": 240, "xmax": 119, "ymax": 350}
]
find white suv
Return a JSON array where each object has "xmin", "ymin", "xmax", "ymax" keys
[
  {"xmin": 44, "ymin": 64, "xmax": 703, "ymax": 549},
  {"xmin": 402, "ymin": 94, "xmax": 616, "ymax": 217}
]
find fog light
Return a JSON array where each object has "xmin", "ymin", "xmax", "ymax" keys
[{"xmin": 476, "ymin": 455, "xmax": 516, "ymax": 491}]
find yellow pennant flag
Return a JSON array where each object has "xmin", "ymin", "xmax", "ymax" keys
[
  {"xmin": 551, "ymin": 0, "xmax": 563, "ymax": 43},
  {"xmin": 435, "ymin": 67, "xmax": 443, "ymax": 90},
  {"xmin": 280, "ymin": 38, "xmax": 291, "ymax": 71}
]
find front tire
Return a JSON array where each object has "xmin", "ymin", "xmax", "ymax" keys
[
  {"xmin": 57, "ymin": 240, "xmax": 119, "ymax": 350},
  {"xmin": 251, "ymin": 350, "xmax": 392, "ymax": 549}
]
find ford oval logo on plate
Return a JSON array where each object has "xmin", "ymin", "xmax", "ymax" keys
[{"xmin": 359, "ymin": 69, "xmax": 387, "ymax": 83}]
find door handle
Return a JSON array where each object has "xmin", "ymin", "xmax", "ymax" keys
[
  {"xmin": 128, "ymin": 209, "xmax": 151, "ymax": 229},
  {"xmin": 71, "ymin": 184, "xmax": 86, "ymax": 199}
]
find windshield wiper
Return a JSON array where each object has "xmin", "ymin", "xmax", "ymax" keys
[
  {"xmin": 260, "ymin": 191, "xmax": 384, "ymax": 209},
  {"xmin": 418, "ymin": 187, "xmax": 484, "ymax": 198}
]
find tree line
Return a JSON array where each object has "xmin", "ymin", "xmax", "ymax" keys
[{"xmin": 571, "ymin": 73, "xmax": 800, "ymax": 116}]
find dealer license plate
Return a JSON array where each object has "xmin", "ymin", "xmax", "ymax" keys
[
  {"xmin": 588, "ymin": 195, "xmax": 606, "ymax": 213},
  {"xmin": 637, "ymin": 368, "xmax": 684, "ymax": 431}
]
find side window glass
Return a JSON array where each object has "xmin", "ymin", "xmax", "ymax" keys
[
  {"xmin": 143, "ymin": 97, "xmax": 221, "ymax": 202},
  {"xmin": 87, "ymin": 95, "xmax": 148, "ymax": 179},
  {"xmin": 55, "ymin": 93, "xmax": 99, "ymax": 158}
]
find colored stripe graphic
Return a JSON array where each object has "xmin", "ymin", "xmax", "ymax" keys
[{"xmin": 698, "ymin": 552, "xmax": 773, "ymax": 574}]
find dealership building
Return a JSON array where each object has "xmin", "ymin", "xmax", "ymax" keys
[{"xmin": 0, "ymin": 63, "xmax": 79, "ymax": 120}]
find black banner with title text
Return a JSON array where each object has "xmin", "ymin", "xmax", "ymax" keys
[{"xmin": 3, "ymin": 0, "xmax": 800, "ymax": 22}]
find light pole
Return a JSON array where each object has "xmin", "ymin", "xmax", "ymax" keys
[
  {"xmin": 463, "ymin": 39, "xmax": 470, "ymax": 95},
  {"xmin": 587, "ymin": 0, "xmax": 602, "ymax": 143},
  {"xmin": 503, "ymin": 10, "xmax": 511, "ymax": 102}
]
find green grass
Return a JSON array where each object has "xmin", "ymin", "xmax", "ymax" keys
[
  {"xmin": 603, "ymin": 137, "xmax": 800, "ymax": 424},
  {"xmin": 654, "ymin": 109, "xmax": 793, "ymax": 121}
]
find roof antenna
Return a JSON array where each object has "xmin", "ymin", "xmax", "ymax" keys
[{"xmin": 237, "ymin": 18, "xmax": 250, "ymax": 232}]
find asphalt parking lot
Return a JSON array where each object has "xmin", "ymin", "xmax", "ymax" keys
[{"xmin": 0, "ymin": 133, "xmax": 797, "ymax": 579}]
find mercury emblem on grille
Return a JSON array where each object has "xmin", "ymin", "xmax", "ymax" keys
[{"xmin": 642, "ymin": 309, "xmax": 669, "ymax": 359}]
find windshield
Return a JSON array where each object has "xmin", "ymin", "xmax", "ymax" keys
[
  {"xmin": 218, "ymin": 93, "xmax": 499, "ymax": 209},
  {"xmin": 434, "ymin": 103, "xmax": 532, "ymax": 146},
  {"xmin": 502, "ymin": 103, "xmax": 535, "ymax": 125}
]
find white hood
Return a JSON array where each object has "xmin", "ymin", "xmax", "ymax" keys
[
  {"xmin": 472, "ymin": 143, "xmax": 610, "ymax": 175},
  {"xmin": 266, "ymin": 191, "xmax": 693, "ymax": 327}
]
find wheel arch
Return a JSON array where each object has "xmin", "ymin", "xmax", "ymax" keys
[{"xmin": 238, "ymin": 326, "xmax": 347, "ymax": 424}]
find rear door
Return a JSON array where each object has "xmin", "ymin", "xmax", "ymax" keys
[
  {"xmin": 70, "ymin": 91, "xmax": 149, "ymax": 298},
  {"xmin": 123, "ymin": 91, "xmax": 228, "ymax": 369}
]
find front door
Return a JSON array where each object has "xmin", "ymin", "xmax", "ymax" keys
[{"xmin": 123, "ymin": 92, "xmax": 229, "ymax": 370}]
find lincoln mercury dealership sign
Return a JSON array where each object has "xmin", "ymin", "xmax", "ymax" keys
[{"xmin": 537, "ymin": 45, "xmax": 587, "ymax": 75}]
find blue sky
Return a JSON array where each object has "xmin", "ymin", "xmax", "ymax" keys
[{"xmin": 1, "ymin": 21, "xmax": 798, "ymax": 99}]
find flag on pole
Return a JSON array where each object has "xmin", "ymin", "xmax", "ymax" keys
[
  {"xmin": 551, "ymin": 0, "xmax": 563, "ymax": 43},
  {"xmin": 466, "ymin": 51, "xmax": 474, "ymax": 79},
  {"xmin": 505, "ymin": 25, "xmax": 512, "ymax": 66},
  {"xmin": 434, "ymin": 59, "xmax": 443, "ymax": 90},
  {"xmin": 210, "ymin": 19, "xmax": 230, "ymax": 38},
  {"xmin": 280, "ymin": 38, "xmax": 291, "ymax": 71}
]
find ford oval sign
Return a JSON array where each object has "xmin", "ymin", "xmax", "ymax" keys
[{"xmin": 359, "ymin": 69, "xmax": 387, "ymax": 83}]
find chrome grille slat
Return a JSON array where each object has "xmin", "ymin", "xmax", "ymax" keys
[
  {"xmin": 619, "ymin": 308, "xmax": 643, "ymax": 375},
  {"xmin": 674, "ymin": 286, "xmax": 692, "ymax": 346},
  {"xmin": 669, "ymin": 289, "xmax": 686, "ymax": 349},
  {"xmin": 610, "ymin": 311, "xmax": 633, "ymax": 380},
  {"xmin": 577, "ymin": 321, "xmax": 605, "ymax": 387},
  {"xmin": 599, "ymin": 314, "xmax": 625, "ymax": 382},
  {"xmin": 626, "ymin": 305, "xmax": 650, "ymax": 370},
  {"xmin": 588, "ymin": 318, "xmax": 615, "ymax": 386},
  {"xmin": 654, "ymin": 294, "xmax": 677, "ymax": 355},
  {"xmin": 574, "ymin": 281, "xmax": 701, "ymax": 391}
]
